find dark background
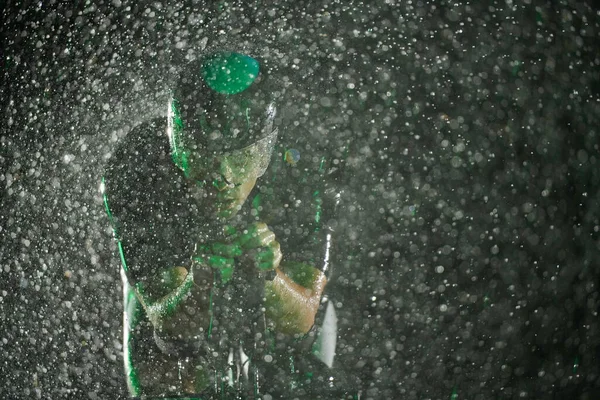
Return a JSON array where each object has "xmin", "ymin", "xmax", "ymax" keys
[{"xmin": 1, "ymin": 0, "xmax": 599, "ymax": 399}]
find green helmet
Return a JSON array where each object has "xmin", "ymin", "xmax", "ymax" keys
[{"xmin": 167, "ymin": 51, "xmax": 278, "ymax": 184}]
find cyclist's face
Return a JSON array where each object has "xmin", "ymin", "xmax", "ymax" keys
[
  {"xmin": 185, "ymin": 128, "xmax": 277, "ymax": 219},
  {"xmin": 189, "ymin": 151, "xmax": 269, "ymax": 219}
]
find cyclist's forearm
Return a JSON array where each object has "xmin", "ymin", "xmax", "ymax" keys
[
  {"xmin": 133, "ymin": 265, "xmax": 213, "ymax": 336},
  {"xmin": 264, "ymin": 267, "xmax": 327, "ymax": 335}
]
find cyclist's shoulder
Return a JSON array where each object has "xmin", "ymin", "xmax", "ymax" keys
[
  {"xmin": 107, "ymin": 118, "xmax": 167, "ymax": 165},
  {"xmin": 101, "ymin": 117, "xmax": 178, "ymax": 210}
]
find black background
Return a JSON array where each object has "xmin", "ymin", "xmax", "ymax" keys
[{"xmin": 1, "ymin": 0, "xmax": 600, "ymax": 399}]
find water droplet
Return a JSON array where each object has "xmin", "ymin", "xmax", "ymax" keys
[{"xmin": 284, "ymin": 148, "xmax": 300, "ymax": 165}]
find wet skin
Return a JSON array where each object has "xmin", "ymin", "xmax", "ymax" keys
[{"xmin": 206, "ymin": 175, "xmax": 258, "ymax": 220}]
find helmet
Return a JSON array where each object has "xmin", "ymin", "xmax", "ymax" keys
[{"xmin": 167, "ymin": 50, "xmax": 278, "ymax": 185}]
